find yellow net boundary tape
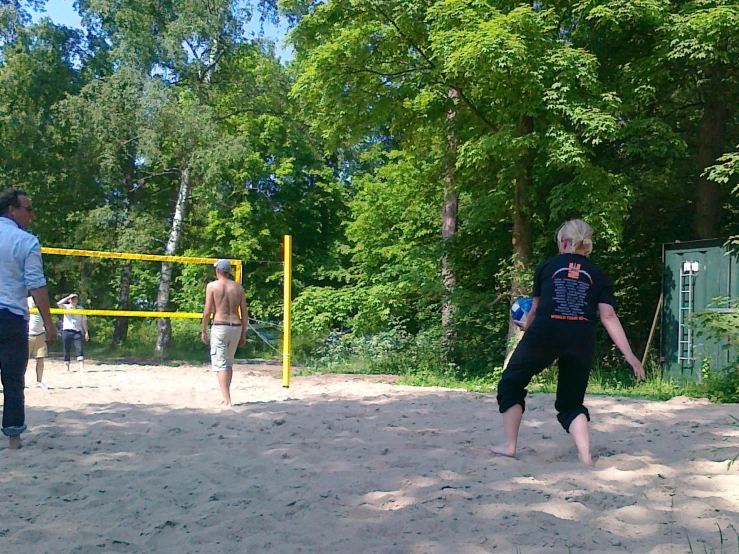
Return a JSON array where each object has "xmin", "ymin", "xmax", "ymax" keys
[{"xmin": 39, "ymin": 247, "xmax": 243, "ymax": 319}]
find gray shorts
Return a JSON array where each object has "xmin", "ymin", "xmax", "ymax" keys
[{"xmin": 210, "ymin": 325, "xmax": 241, "ymax": 371}]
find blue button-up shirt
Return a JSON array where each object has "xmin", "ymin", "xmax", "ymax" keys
[{"xmin": 0, "ymin": 216, "xmax": 47, "ymax": 319}]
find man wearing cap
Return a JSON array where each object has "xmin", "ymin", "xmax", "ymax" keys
[
  {"xmin": 0, "ymin": 188, "xmax": 57, "ymax": 449},
  {"xmin": 57, "ymin": 293, "xmax": 89, "ymax": 373},
  {"xmin": 201, "ymin": 259, "xmax": 247, "ymax": 407}
]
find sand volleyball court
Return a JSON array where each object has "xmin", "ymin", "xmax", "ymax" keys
[{"xmin": 1, "ymin": 360, "xmax": 738, "ymax": 553}]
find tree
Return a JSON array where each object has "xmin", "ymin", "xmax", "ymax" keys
[
  {"xmin": 664, "ymin": 1, "xmax": 739, "ymax": 239},
  {"xmin": 60, "ymin": 67, "xmax": 173, "ymax": 344},
  {"xmin": 288, "ymin": 0, "xmax": 626, "ymax": 362},
  {"xmin": 78, "ymin": 0, "xmax": 258, "ymax": 354},
  {"xmin": 0, "ymin": 20, "xmax": 96, "ymax": 243}
]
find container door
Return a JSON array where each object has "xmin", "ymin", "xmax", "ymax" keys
[{"xmin": 663, "ymin": 247, "xmax": 729, "ymax": 380}]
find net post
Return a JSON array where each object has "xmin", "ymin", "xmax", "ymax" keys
[
  {"xmin": 282, "ymin": 235, "xmax": 292, "ymax": 388},
  {"xmin": 234, "ymin": 261, "xmax": 242, "ymax": 285}
]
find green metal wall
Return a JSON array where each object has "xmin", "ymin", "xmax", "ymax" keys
[{"xmin": 662, "ymin": 240, "xmax": 736, "ymax": 380}]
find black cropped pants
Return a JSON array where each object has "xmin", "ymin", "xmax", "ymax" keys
[{"xmin": 497, "ymin": 326, "xmax": 594, "ymax": 432}]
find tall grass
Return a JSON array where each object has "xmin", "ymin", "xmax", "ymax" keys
[{"xmin": 687, "ymin": 524, "xmax": 739, "ymax": 554}]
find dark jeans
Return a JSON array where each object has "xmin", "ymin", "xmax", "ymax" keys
[
  {"xmin": 62, "ymin": 329, "xmax": 84, "ymax": 362},
  {"xmin": 497, "ymin": 326, "xmax": 594, "ymax": 432},
  {"xmin": 0, "ymin": 309, "xmax": 28, "ymax": 437}
]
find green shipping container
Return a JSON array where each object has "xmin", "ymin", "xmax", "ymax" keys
[{"xmin": 662, "ymin": 239, "xmax": 738, "ymax": 381}]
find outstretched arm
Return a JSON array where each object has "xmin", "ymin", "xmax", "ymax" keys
[
  {"xmin": 599, "ymin": 303, "xmax": 645, "ymax": 380},
  {"xmin": 201, "ymin": 285, "xmax": 214, "ymax": 344}
]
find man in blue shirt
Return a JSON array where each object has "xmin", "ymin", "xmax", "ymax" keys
[{"xmin": 0, "ymin": 189, "xmax": 57, "ymax": 449}]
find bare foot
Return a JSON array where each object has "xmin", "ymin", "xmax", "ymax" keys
[
  {"xmin": 8, "ymin": 436, "xmax": 22, "ymax": 450},
  {"xmin": 578, "ymin": 451, "xmax": 593, "ymax": 467},
  {"xmin": 491, "ymin": 444, "xmax": 516, "ymax": 458},
  {"xmin": 220, "ymin": 400, "xmax": 233, "ymax": 408}
]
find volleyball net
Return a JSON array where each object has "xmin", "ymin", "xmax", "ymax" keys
[
  {"xmin": 42, "ymin": 247, "xmax": 243, "ymax": 319},
  {"xmin": 33, "ymin": 238, "xmax": 293, "ymax": 387}
]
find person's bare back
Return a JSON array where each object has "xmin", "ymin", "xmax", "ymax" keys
[
  {"xmin": 201, "ymin": 261, "xmax": 248, "ymax": 346},
  {"xmin": 209, "ymin": 279, "xmax": 245, "ymax": 324}
]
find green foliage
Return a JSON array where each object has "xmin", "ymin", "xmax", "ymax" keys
[
  {"xmin": 299, "ymin": 325, "xmax": 454, "ymax": 378},
  {"xmin": 3, "ymin": 0, "xmax": 739, "ymax": 376},
  {"xmin": 696, "ymin": 367, "xmax": 739, "ymax": 403},
  {"xmin": 687, "ymin": 300, "xmax": 739, "ymax": 402}
]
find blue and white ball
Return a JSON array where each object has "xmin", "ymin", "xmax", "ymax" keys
[{"xmin": 510, "ymin": 296, "xmax": 533, "ymax": 327}]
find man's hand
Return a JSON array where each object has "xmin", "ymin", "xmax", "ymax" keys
[
  {"xmin": 46, "ymin": 327, "xmax": 58, "ymax": 344},
  {"xmin": 240, "ymin": 334, "xmax": 246, "ymax": 347},
  {"xmin": 84, "ymin": 331, "xmax": 90, "ymax": 342},
  {"xmin": 626, "ymin": 354, "xmax": 646, "ymax": 381},
  {"xmin": 201, "ymin": 330, "xmax": 209, "ymax": 345}
]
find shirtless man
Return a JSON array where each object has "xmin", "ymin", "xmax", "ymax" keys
[{"xmin": 201, "ymin": 259, "xmax": 247, "ymax": 407}]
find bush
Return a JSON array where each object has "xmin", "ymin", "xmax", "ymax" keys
[
  {"xmin": 300, "ymin": 324, "xmax": 446, "ymax": 376},
  {"xmin": 690, "ymin": 299, "xmax": 739, "ymax": 402},
  {"xmin": 299, "ymin": 324, "xmax": 505, "ymax": 393},
  {"xmin": 691, "ymin": 367, "xmax": 739, "ymax": 403}
]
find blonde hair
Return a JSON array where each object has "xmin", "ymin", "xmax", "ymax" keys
[{"xmin": 556, "ymin": 219, "xmax": 593, "ymax": 256}]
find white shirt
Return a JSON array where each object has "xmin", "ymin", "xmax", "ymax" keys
[
  {"xmin": 0, "ymin": 217, "xmax": 47, "ymax": 319},
  {"xmin": 27, "ymin": 297, "xmax": 45, "ymax": 335},
  {"xmin": 60, "ymin": 302, "xmax": 86, "ymax": 332}
]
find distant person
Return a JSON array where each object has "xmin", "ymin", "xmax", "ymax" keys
[
  {"xmin": 0, "ymin": 188, "xmax": 57, "ymax": 449},
  {"xmin": 27, "ymin": 296, "xmax": 49, "ymax": 389},
  {"xmin": 57, "ymin": 293, "xmax": 89, "ymax": 373},
  {"xmin": 493, "ymin": 219, "xmax": 645, "ymax": 466},
  {"xmin": 201, "ymin": 259, "xmax": 247, "ymax": 407}
]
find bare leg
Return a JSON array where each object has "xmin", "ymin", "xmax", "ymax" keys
[
  {"xmin": 491, "ymin": 404, "xmax": 523, "ymax": 457},
  {"xmin": 8, "ymin": 436, "xmax": 22, "ymax": 449},
  {"xmin": 36, "ymin": 358, "xmax": 44, "ymax": 383},
  {"xmin": 217, "ymin": 369, "xmax": 233, "ymax": 406},
  {"xmin": 35, "ymin": 358, "xmax": 48, "ymax": 389},
  {"xmin": 569, "ymin": 414, "xmax": 592, "ymax": 466}
]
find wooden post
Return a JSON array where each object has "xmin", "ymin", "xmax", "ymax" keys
[{"xmin": 642, "ymin": 293, "xmax": 663, "ymax": 367}]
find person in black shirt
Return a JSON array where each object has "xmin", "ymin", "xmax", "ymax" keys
[{"xmin": 493, "ymin": 219, "xmax": 645, "ymax": 466}]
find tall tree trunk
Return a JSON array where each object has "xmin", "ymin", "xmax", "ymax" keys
[
  {"xmin": 155, "ymin": 168, "xmax": 190, "ymax": 356},
  {"xmin": 112, "ymin": 262, "xmax": 132, "ymax": 346},
  {"xmin": 504, "ymin": 116, "xmax": 535, "ymax": 368},
  {"xmin": 695, "ymin": 68, "xmax": 727, "ymax": 240},
  {"xmin": 441, "ymin": 89, "xmax": 458, "ymax": 354}
]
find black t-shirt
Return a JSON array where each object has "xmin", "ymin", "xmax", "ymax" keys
[{"xmin": 531, "ymin": 253, "xmax": 616, "ymax": 327}]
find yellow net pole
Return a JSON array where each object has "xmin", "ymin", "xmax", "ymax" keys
[
  {"xmin": 282, "ymin": 235, "xmax": 292, "ymax": 388},
  {"xmin": 234, "ymin": 261, "xmax": 242, "ymax": 285}
]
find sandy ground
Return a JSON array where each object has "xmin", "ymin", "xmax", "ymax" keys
[{"xmin": 1, "ymin": 359, "xmax": 738, "ymax": 554}]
